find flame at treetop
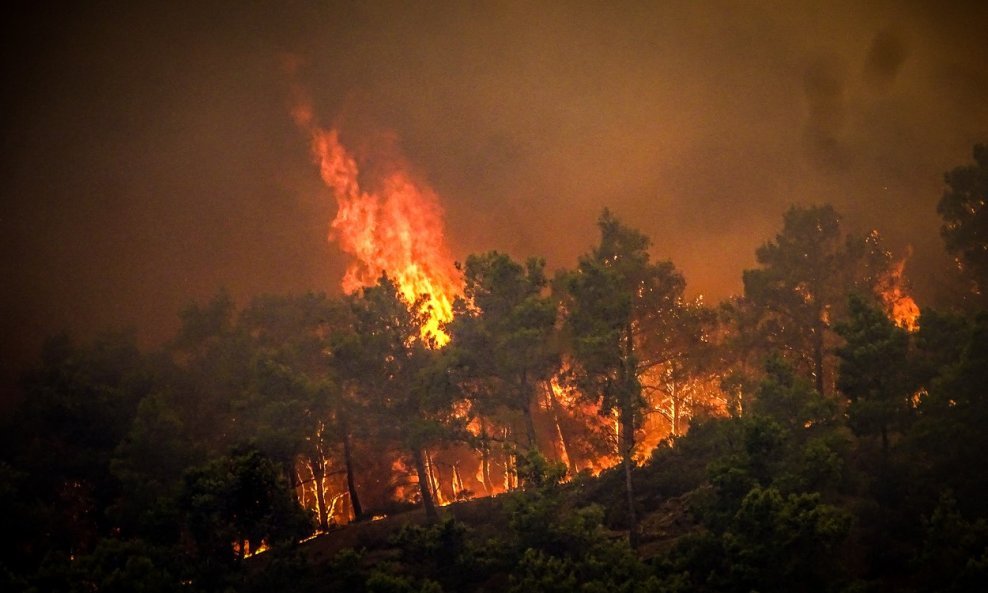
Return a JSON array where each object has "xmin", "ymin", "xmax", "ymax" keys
[
  {"xmin": 879, "ymin": 253, "xmax": 921, "ymax": 332},
  {"xmin": 291, "ymin": 97, "xmax": 460, "ymax": 345}
]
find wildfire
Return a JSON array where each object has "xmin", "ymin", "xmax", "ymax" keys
[
  {"xmin": 879, "ymin": 253, "xmax": 921, "ymax": 332},
  {"xmin": 281, "ymin": 72, "xmax": 730, "ymax": 534},
  {"xmin": 547, "ymin": 371, "xmax": 620, "ymax": 475},
  {"xmin": 291, "ymin": 97, "xmax": 460, "ymax": 345}
]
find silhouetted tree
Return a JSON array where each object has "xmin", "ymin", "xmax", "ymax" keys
[
  {"xmin": 559, "ymin": 209, "xmax": 686, "ymax": 547},
  {"xmin": 448, "ymin": 251, "xmax": 559, "ymax": 451},
  {"xmin": 237, "ymin": 293, "xmax": 354, "ymax": 530},
  {"xmin": 742, "ymin": 204, "xmax": 890, "ymax": 395},
  {"xmin": 179, "ymin": 445, "xmax": 312, "ymax": 565},
  {"xmin": 938, "ymin": 143, "xmax": 988, "ymax": 306},
  {"xmin": 836, "ymin": 294, "xmax": 916, "ymax": 456},
  {"xmin": 9, "ymin": 331, "xmax": 152, "ymax": 560},
  {"xmin": 336, "ymin": 276, "xmax": 460, "ymax": 521}
]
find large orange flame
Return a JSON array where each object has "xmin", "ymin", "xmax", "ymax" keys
[
  {"xmin": 292, "ymin": 98, "xmax": 460, "ymax": 345},
  {"xmin": 879, "ymin": 253, "xmax": 920, "ymax": 332}
]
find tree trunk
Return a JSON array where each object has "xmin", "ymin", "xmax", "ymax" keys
[
  {"xmin": 412, "ymin": 447, "xmax": 438, "ymax": 521},
  {"xmin": 520, "ymin": 397, "xmax": 538, "ymax": 450},
  {"xmin": 426, "ymin": 449, "xmax": 443, "ymax": 505},
  {"xmin": 621, "ymin": 400, "xmax": 639, "ymax": 549},
  {"xmin": 311, "ymin": 455, "xmax": 329, "ymax": 532},
  {"xmin": 479, "ymin": 419, "xmax": 494, "ymax": 495},
  {"xmin": 342, "ymin": 428, "xmax": 363, "ymax": 521},
  {"xmin": 520, "ymin": 372, "xmax": 538, "ymax": 449},
  {"xmin": 671, "ymin": 381, "xmax": 680, "ymax": 437},
  {"xmin": 623, "ymin": 323, "xmax": 639, "ymax": 549},
  {"xmin": 451, "ymin": 463, "xmax": 464, "ymax": 499},
  {"xmin": 547, "ymin": 384, "xmax": 577, "ymax": 474}
]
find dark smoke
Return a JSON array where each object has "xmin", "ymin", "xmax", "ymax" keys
[
  {"xmin": 863, "ymin": 29, "xmax": 908, "ymax": 92},
  {"xmin": 803, "ymin": 55, "xmax": 850, "ymax": 172},
  {"xmin": 2, "ymin": 1, "xmax": 988, "ymax": 409}
]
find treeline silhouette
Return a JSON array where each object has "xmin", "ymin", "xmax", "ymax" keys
[{"xmin": 2, "ymin": 145, "xmax": 987, "ymax": 592}]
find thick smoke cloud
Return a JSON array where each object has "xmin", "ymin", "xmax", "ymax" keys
[{"xmin": 2, "ymin": 1, "xmax": 987, "ymax": 406}]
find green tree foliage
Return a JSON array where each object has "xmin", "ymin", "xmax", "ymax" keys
[
  {"xmin": 742, "ymin": 204, "xmax": 890, "ymax": 395},
  {"xmin": 699, "ymin": 357, "xmax": 845, "ymax": 529},
  {"xmin": 648, "ymin": 297, "xmax": 720, "ymax": 437},
  {"xmin": 448, "ymin": 251, "xmax": 559, "ymax": 451},
  {"xmin": 167, "ymin": 291, "xmax": 251, "ymax": 451},
  {"xmin": 174, "ymin": 289, "xmax": 236, "ymax": 350},
  {"xmin": 8, "ymin": 198, "xmax": 988, "ymax": 593},
  {"xmin": 236, "ymin": 293, "xmax": 353, "ymax": 529},
  {"xmin": 501, "ymin": 451, "xmax": 658, "ymax": 593},
  {"xmin": 660, "ymin": 356, "xmax": 852, "ymax": 593},
  {"xmin": 159, "ymin": 291, "xmax": 364, "ymax": 532},
  {"xmin": 751, "ymin": 355, "xmax": 839, "ymax": 434},
  {"xmin": 28, "ymin": 538, "xmax": 182, "ymax": 593},
  {"xmin": 836, "ymin": 294, "xmax": 916, "ymax": 455},
  {"xmin": 5, "ymin": 331, "xmax": 153, "ymax": 562},
  {"xmin": 179, "ymin": 445, "xmax": 313, "ymax": 565},
  {"xmin": 716, "ymin": 296, "xmax": 766, "ymax": 416},
  {"xmin": 938, "ymin": 143, "xmax": 988, "ymax": 304},
  {"xmin": 911, "ymin": 307, "xmax": 970, "ymax": 383},
  {"xmin": 908, "ymin": 312, "xmax": 988, "ymax": 517},
  {"xmin": 916, "ymin": 491, "xmax": 988, "ymax": 593},
  {"xmin": 335, "ymin": 276, "xmax": 460, "ymax": 521},
  {"xmin": 110, "ymin": 392, "xmax": 198, "ymax": 545},
  {"xmin": 698, "ymin": 487, "xmax": 850, "ymax": 593},
  {"xmin": 560, "ymin": 209, "xmax": 686, "ymax": 547}
]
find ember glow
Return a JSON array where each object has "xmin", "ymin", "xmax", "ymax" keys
[
  {"xmin": 879, "ymin": 254, "xmax": 921, "ymax": 332},
  {"xmin": 291, "ymin": 98, "xmax": 461, "ymax": 345},
  {"xmin": 279, "ymin": 87, "xmax": 915, "ymax": 534}
]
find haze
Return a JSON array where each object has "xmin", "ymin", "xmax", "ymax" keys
[{"xmin": 2, "ymin": 1, "xmax": 987, "ymax": 405}]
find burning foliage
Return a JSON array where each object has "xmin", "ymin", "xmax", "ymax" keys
[
  {"xmin": 291, "ymin": 95, "xmax": 460, "ymax": 346},
  {"xmin": 267, "ymin": 121, "xmax": 931, "ymax": 532}
]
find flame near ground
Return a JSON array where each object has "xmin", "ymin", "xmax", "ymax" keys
[{"xmin": 283, "ymin": 92, "xmax": 921, "ymax": 533}]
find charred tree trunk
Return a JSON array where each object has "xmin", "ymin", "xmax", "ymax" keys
[
  {"xmin": 621, "ymin": 397, "xmax": 639, "ymax": 549},
  {"xmin": 520, "ymin": 397, "xmax": 538, "ymax": 451},
  {"xmin": 520, "ymin": 372, "xmax": 538, "ymax": 450},
  {"xmin": 671, "ymin": 381, "xmax": 680, "ymax": 437},
  {"xmin": 426, "ymin": 449, "xmax": 443, "ymax": 505},
  {"xmin": 310, "ymin": 455, "xmax": 329, "ymax": 532},
  {"xmin": 451, "ymin": 463, "xmax": 464, "ymax": 499},
  {"xmin": 479, "ymin": 419, "xmax": 494, "ymax": 495},
  {"xmin": 547, "ymin": 385, "xmax": 577, "ymax": 474},
  {"xmin": 341, "ymin": 427, "xmax": 362, "ymax": 521},
  {"xmin": 623, "ymin": 323, "xmax": 640, "ymax": 549},
  {"xmin": 412, "ymin": 447, "xmax": 438, "ymax": 521}
]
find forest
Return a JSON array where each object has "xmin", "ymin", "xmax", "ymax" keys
[{"xmin": 2, "ymin": 144, "xmax": 987, "ymax": 593}]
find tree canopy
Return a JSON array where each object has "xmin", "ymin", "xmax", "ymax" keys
[{"xmin": 4, "ymin": 151, "xmax": 988, "ymax": 591}]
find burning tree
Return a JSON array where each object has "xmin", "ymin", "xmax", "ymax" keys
[
  {"xmin": 334, "ymin": 276, "xmax": 463, "ymax": 521},
  {"xmin": 178, "ymin": 445, "xmax": 312, "ymax": 566},
  {"xmin": 558, "ymin": 209, "xmax": 686, "ymax": 547},
  {"xmin": 447, "ymin": 252, "xmax": 560, "ymax": 459},
  {"xmin": 741, "ymin": 205, "xmax": 907, "ymax": 397},
  {"xmin": 640, "ymin": 296, "xmax": 723, "ymax": 444},
  {"xmin": 292, "ymin": 98, "xmax": 461, "ymax": 346}
]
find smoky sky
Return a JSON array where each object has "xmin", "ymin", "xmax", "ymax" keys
[{"xmin": 2, "ymin": 0, "xmax": 988, "ymax": 404}]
